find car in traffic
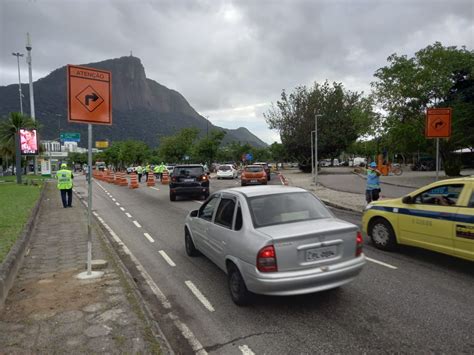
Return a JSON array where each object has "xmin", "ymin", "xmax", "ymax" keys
[
  {"xmin": 363, "ymin": 177, "xmax": 474, "ymax": 261},
  {"xmin": 216, "ymin": 164, "xmax": 238, "ymax": 179},
  {"xmin": 169, "ymin": 164, "xmax": 210, "ymax": 201},
  {"xmin": 253, "ymin": 162, "xmax": 271, "ymax": 180},
  {"xmin": 241, "ymin": 165, "xmax": 267, "ymax": 186},
  {"xmin": 184, "ymin": 186, "xmax": 366, "ymax": 305}
]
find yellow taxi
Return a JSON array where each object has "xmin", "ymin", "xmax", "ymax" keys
[{"xmin": 362, "ymin": 177, "xmax": 474, "ymax": 261}]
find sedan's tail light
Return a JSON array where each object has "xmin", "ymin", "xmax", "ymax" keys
[
  {"xmin": 356, "ymin": 231, "xmax": 363, "ymax": 256},
  {"xmin": 257, "ymin": 245, "xmax": 277, "ymax": 272},
  {"xmin": 171, "ymin": 176, "xmax": 177, "ymax": 182}
]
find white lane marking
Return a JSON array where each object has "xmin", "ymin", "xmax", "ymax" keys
[
  {"xmin": 144, "ymin": 232, "xmax": 155, "ymax": 243},
  {"xmin": 168, "ymin": 313, "xmax": 207, "ymax": 354},
  {"xmin": 193, "ymin": 200, "xmax": 204, "ymax": 204},
  {"xmin": 125, "ymin": 212, "xmax": 132, "ymax": 218},
  {"xmin": 150, "ymin": 187, "xmax": 160, "ymax": 191},
  {"xmin": 159, "ymin": 250, "xmax": 176, "ymax": 267},
  {"xmin": 112, "ymin": 198, "xmax": 116, "ymax": 201},
  {"xmin": 88, "ymin": 206, "xmax": 207, "ymax": 354},
  {"xmin": 366, "ymin": 257, "xmax": 398, "ymax": 270},
  {"xmin": 115, "ymin": 202, "xmax": 120, "ymax": 206},
  {"xmin": 185, "ymin": 280, "xmax": 215, "ymax": 312},
  {"xmin": 120, "ymin": 207, "xmax": 125, "ymax": 211},
  {"xmin": 133, "ymin": 220, "xmax": 142, "ymax": 228},
  {"xmin": 239, "ymin": 345, "xmax": 255, "ymax": 355}
]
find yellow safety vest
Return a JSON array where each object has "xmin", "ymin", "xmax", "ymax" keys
[{"xmin": 56, "ymin": 169, "xmax": 73, "ymax": 190}]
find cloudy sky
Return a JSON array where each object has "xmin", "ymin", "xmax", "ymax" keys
[{"xmin": 1, "ymin": 0, "xmax": 473, "ymax": 144}]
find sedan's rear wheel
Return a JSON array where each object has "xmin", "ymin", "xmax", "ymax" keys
[
  {"xmin": 369, "ymin": 218, "xmax": 397, "ymax": 251},
  {"xmin": 185, "ymin": 230, "xmax": 199, "ymax": 257},
  {"xmin": 227, "ymin": 265, "xmax": 251, "ymax": 306}
]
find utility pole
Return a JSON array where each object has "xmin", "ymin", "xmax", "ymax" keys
[
  {"xmin": 12, "ymin": 52, "xmax": 24, "ymax": 114},
  {"xmin": 26, "ymin": 32, "xmax": 37, "ymax": 174}
]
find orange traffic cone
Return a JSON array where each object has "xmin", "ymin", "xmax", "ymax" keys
[
  {"xmin": 129, "ymin": 172, "xmax": 139, "ymax": 189},
  {"xmin": 161, "ymin": 170, "xmax": 170, "ymax": 185},
  {"xmin": 147, "ymin": 173, "xmax": 156, "ymax": 187}
]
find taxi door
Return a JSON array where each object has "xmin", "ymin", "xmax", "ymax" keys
[
  {"xmin": 398, "ymin": 183, "xmax": 465, "ymax": 256},
  {"xmin": 453, "ymin": 182, "xmax": 474, "ymax": 261}
]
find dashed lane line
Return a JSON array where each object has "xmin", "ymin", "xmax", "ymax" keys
[
  {"xmin": 115, "ymin": 202, "xmax": 120, "ymax": 206},
  {"xmin": 185, "ymin": 280, "xmax": 215, "ymax": 312},
  {"xmin": 133, "ymin": 220, "xmax": 142, "ymax": 228},
  {"xmin": 193, "ymin": 201, "xmax": 204, "ymax": 204},
  {"xmin": 125, "ymin": 213, "xmax": 132, "ymax": 218},
  {"xmin": 366, "ymin": 257, "xmax": 398, "ymax": 269},
  {"xmin": 144, "ymin": 232, "xmax": 155, "ymax": 243},
  {"xmin": 239, "ymin": 345, "xmax": 255, "ymax": 355},
  {"xmin": 112, "ymin": 198, "xmax": 116, "ymax": 202},
  {"xmin": 159, "ymin": 250, "xmax": 176, "ymax": 267},
  {"xmin": 150, "ymin": 187, "xmax": 160, "ymax": 191},
  {"xmin": 120, "ymin": 207, "xmax": 125, "ymax": 211}
]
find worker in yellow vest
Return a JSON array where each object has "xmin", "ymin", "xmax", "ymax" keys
[
  {"xmin": 56, "ymin": 163, "xmax": 74, "ymax": 208},
  {"xmin": 136, "ymin": 165, "xmax": 143, "ymax": 182},
  {"xmin": 145, "ymin": 164, "xmax": 151, "ymax": 182},
  {"xmin": 156, "ymin": 162, "xmax": 166, "ymax": 181},
  {"xmin": 153, "ymin": 164, "xmax": 160, "ymax": 180}
]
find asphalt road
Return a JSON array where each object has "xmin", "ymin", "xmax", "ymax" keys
[{"xmin": 74, "ymin": 174, "xmax": 474, "ymax": 354}]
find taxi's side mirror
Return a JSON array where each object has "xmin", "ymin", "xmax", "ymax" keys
[
  {"xmin": 190, "ymin": 210, "xmax": 199, "ymax": 217},
  {"xmin": 402, "ymin": 196, "xmax": 413, "ymax": 204}
]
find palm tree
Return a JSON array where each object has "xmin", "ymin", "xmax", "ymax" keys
[{"xmin": 0, "ymin": 112, "xmax": 38, "ymax": 183}]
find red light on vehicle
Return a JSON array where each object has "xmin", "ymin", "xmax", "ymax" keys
[
  {"xmin": 199, "ymin": 174, "xmax": 208, "ymax": 181},
  {"xmin": 171, "ymin": 176, "xmax": 177, "ymax": 182},
  {"xmin": 356, "ymin": 231, "xmax": 363, "ymax": 257},
  {"xmin": 257, "ymin": 245, "xmax": 277, "ymax": 272}
]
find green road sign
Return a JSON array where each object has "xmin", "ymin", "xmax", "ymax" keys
[{"xmin": 60, "ymin": 132, "xmax": 81, "ymax": 142}]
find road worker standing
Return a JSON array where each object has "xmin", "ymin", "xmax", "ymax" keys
[{"xmin": 56, "ymin": 163, "xmax": 74, "ymax": 208}]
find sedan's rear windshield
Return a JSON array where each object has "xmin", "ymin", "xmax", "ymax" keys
[
  {"xmin": 248, "ymin": 192, "xmax": 333, "ymax": 227},
  {"xmin": 219, "ymin": 166, "xmax": 231, "ymax": 171},
  {"xmin": 173, "ymin": 167, "xmax": 204, "ymax": 176},
  {"xmin": 245, "ymin": 166, "xmax": 263, "ymax": 172}
]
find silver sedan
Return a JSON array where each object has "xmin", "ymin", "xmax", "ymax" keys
[{"xmin": 184, "ymin": 186, "xmax": 366, "ymax": 305}]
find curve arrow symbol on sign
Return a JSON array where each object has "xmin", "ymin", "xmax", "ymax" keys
[{"xmin": 85, "ymin": 93, "xmax": 99, "ymax": 106}]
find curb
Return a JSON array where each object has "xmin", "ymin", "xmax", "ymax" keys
[
  {"xmin": 74, "ymin": 188, "xmax": 175, "ymax": 355},
  {"xmin": 0, "ymin": 183, "xmax": 46, "ymax": 309}
]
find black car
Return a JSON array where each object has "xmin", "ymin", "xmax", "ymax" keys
[{"xmin": 169, "ymin": 164, "xmax": 210, "ymax": 201}]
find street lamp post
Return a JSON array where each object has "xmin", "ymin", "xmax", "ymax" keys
[
  {"xmin": 26, "ymin": 33, "xmax": 37, "ymax": 175},
  {"xmin": 311, "ymin": 130, "xmax": 315, "ymax": 181},
  {"xmin": 313, "ymin": 113, "xmax": 323, "ymax": 185},
  {"xmin": 11, "ymin": 52, "xmax": 24, "ymax": 114}
]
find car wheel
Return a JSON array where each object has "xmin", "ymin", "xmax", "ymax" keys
[
  {"xmin": 227, "ymin": 264, "xmax": 251, "ymax": 306},
  {"xmin": 185, "ymin": 230, "xmax": 199, "ymax": 257},
  {"xmin": 241, "ymin": 182, "xmax": 246, "ymax": 186},
  {"xmin": 170, "ymin": 193, "xmax": 176, "ymax": 201},
  {"xmin": 268, "ymin": 175, "xmax": 271, "ymax": 181},
  {"xmin": 369, "ymin": 218, "xmax": 397, "ymax": 251}
]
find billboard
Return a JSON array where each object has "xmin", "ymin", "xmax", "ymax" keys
[{"xmin": 20, "ymin": 129, "xmax": 38, "ymax": 155}]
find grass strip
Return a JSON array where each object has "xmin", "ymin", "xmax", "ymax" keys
[{"xmin": 0, "ymin": 183, "xmax": 42, "ymax": 263}]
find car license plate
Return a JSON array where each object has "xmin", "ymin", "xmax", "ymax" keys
[
  {"xmin": 183, "ymin": 178, "xmax": 195, "ymax": 182},
  {"xmin": 251, "ymin": 180, "xmax": 257, "ymax": 183},
  {"xmin": 306, "ymin": 246, "xmax": 337, "ymax": 261}
]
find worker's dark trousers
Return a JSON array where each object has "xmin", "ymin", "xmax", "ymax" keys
[{"xmin": 60, "ymin": 188, "xmax": 73, "ymax": 208}]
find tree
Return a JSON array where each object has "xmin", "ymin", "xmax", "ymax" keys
[
  {"xmin": 191, "ymin": 130, "xmax": 226, "ymax": 164},
  {"xmin": 158, "ymin": 128, "xmax": 199, "ymax": 163},
  {"xmin": 372, "ymin": 42, "xmax": 474, "ymax": 174},
  {"xmin": 264, "ymin": 81, "xmax": 375, "ymax": 167}
]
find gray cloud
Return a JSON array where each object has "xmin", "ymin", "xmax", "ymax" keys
[{"xmin": 1, "ymin": 0, "xmax": 472, "ymax": 143}]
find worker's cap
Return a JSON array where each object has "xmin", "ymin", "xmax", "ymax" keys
[
  {"xmin": 61, "ymin": 163, "xmax": 67, "ymax": 168},
  {"xmin": 369, "ymin": 162, "xmax": 377, "ymax": 168}
]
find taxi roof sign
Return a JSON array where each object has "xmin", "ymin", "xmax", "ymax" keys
[
  {"xmin": 425, "ymin": 108, "xmax": 451, "ymax": 138},
  {"xmin": 67, "ymin": 65, "xmax": 112, "ymax": 125}
]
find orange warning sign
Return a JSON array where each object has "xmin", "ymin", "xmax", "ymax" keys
[
  {"xmin": 67, "ymin": 65, "xmax": 112, "ymax": 125},
  {"xmin": 425, "ymin": 108, "xmax": 451, "ymax": 138}
]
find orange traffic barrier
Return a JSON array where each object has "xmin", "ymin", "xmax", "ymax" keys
[
  {"xmin": 114, "ymin": 172, "xmax": 127, "ymax": 186},
  {"xmin": 147, "ymin": 173, "xmax": 156, "ymax": 187},
  {"xmin": 161, "ymin": 170, "xmax": 170, "ymax": 184},
  {"xmin": 129, "ymin": 172, "xmax": 139, "ymax": 189}
]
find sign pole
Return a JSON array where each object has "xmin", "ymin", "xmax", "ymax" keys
[
  {"xmin": 311, "ymin": 130, "xmax": 314, "ymax": 183},
  {"xmin": 436, "ymin": 138, "xmax": 439, "ymax": 181},
  {"xmin": 87, "ymin": 123, "xmax": 93, "ymax": 275}
]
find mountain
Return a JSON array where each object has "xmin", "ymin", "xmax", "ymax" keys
[{"xmin": 0, "ymin": 56, "xmax": 267, "ymax": 148}]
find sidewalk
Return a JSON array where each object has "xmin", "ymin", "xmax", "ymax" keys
[{"xmin": 0, "ymin": 182, "xmax": 165, "ymax": 353}]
